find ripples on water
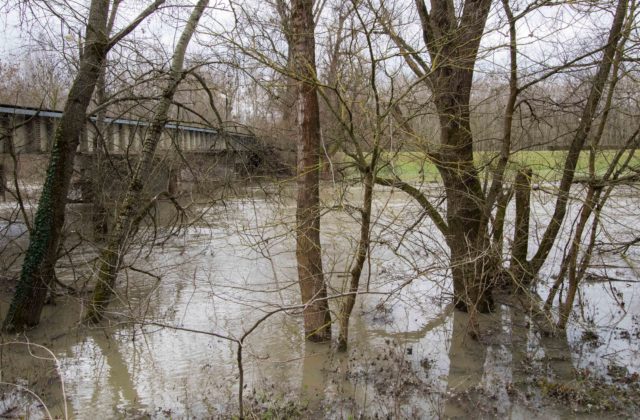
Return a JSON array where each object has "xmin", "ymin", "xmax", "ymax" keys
[{"xmin": 0, "ymin": 186, "xmax": 639, "ymax": 418}]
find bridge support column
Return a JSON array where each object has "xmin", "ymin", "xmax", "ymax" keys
[
  {"xmin": 44, "ymin": 119, "xmax": 55, "ymax": 152},
  {"xmin": 0, "ymin": 115, "xmax": 11, "ymax": 153},
  {"xmin": 14, "ymin": 116, "xmax": 29, "ymax": 153},
  {"xmin": 116, "ymin": 125, "xmax": 124, "ymax": 152},
  {"xmin": 163, "ymin": 130, "xmax": 171, "ymax": 150},
  {"xmin": 138, "ymin": 127, "xmax": 145, "ymax": 150},
  {"xmin": 87, "ymin": 125, "xmax": 97, "ymax": 152},
  {"xmin": 132, "ymin": 126, "xmax": 142, "ymax": 151},
  {"xmin": 124, "ymin": 126, "xmax": 130, "ymax": 151},
  {"xmin": 79, "ymin": 123, "xmax": 89, "ymax": 153},
  {"xmin": 112, "ymin": 124, "xmax": 120, "ymax": 153},
  {"xmin": 38, "ymin": 117, "xmax": 49, "ymax": 152}
]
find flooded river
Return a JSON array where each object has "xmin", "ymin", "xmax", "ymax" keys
[{"xmin": 0, "ymin": 183, "xmax": 639, "ymax": 418}]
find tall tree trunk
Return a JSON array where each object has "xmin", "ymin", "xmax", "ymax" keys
[
  {"xmin": 85, "ymin": 0, "xmax": 209, "ymax": 323},
  {"xmin": 291, "ymin": 0, "xmax": 332, "ymax": 342},
  {"xmin": 2, "ymin": 0, "xmax": 111, "ymax": 332},
  {"xmin": 1, "ymin": 0, "xmax": 164, "ymax": 332},
  {"xmin": 544, "ymin": 2, "xmax": 636, "ymax": 314},
  {"xmin": 440, "ymin": 153, "xmax": 493, "ymax": 313},
  {"xmin": 381, "ymin": 0, "xmax": 495, "ymax": 313},
  {"xmin": 412, "ymin": 0, "xmax": 494, "ymax": 313},
  {"xmin": 92, "ymin": 1, "xmax": 122, "ymax": 240}
]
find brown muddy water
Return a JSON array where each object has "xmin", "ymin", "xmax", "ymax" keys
[{"xmin": 0, "ymin": 183, "xmax": 639, "ymax": 418}]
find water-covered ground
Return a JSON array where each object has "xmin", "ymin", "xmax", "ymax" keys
[{"xmin": 0, "ymin": 183, "xmax": 639, "ymax": 418}]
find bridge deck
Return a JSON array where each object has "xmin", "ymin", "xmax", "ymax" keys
[{"xmin": 0, "ymin": 104, "xmax": 257, "ymax": 155}]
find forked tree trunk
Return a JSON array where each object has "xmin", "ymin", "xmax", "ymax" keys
[
  {"xmin": 413, "ymin": 0, "xmax": 494, "ymax": 313},
  {"xmin": 2, "ymin": 0, "xmax": 111, "ymax": 332},
  {"xmin": 291, "ymin": 0, "xmax": 332, "ymax": 342},
  {"xmin": 85, "ymin": 0, "xmax": 209, "ymax": 323}
]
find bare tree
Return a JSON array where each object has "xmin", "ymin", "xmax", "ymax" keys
[
  {"xmin": 379, "ymin": 0, "xmax": 495, "ymax": 314},
  {"xmin": 84, "ymin": 0, "xmax": 210, "ymax": 323},
  {"xmin": 2, "ymin": 0, "xmax": 165, "ymax": 332},
  {"xmin": 526, "ymin": 0, "xmax": 630, "ymax": 280},
  {"xmin": 290, "ymin": 0, "xmax": 332, "ymax": 342}
]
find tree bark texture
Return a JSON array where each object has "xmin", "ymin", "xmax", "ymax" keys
[
  {"xmin": 291, "ymin": 0, "xmax": 332, "ymax": 342},
  {"xmin": 2, "ymin": 0, "xmax": 111, "ymax": 332},
  {"xmin": 415, "ymin": 0, "xmax": 494, "ymax": 312},
  {"xmin": 510, "ymin": 168, "xmax": 532, "ymax": 287}
]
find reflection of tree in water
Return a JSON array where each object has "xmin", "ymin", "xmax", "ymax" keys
[
  {"xmin": 300, "ymin": 313, "xmax": 369, "ymax": 417},
  {"xmin": 441, "ymin": 296, "xmax": 576, "ymax": 418},
  {"xmin": 301, "ymin": 341, "xmax": 330, "ymax": 414},
  {"xmin": 509, "ymin": 293, "xmax": 576, "ymax": 379},
  {"xmin": 15, "ymin": 293, "xmax": 156, "ymax": 417},
  {"xmin": 442, "ymin": 309, "xmax": 489, "ymax": 418},
  {"xmin": 89, "ymin": 332, "xmax": 143, "ymax": 415},
  {"xmin": 0, "ymin": 342, "xmax": 66, "ymax": 418}
]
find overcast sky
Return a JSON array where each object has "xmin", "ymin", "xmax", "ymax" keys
[{"xmin": 0, "ymin": 0, "xmax": 630, "ymax": 86}]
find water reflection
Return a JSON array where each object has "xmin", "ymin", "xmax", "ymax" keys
[
  {"xmin": 0, "ymin": 187, "xmax": 638, "ymax": 418},
  {"xmin": 442, "ymin": 310, "xmax": 489, "ymax": 418}
]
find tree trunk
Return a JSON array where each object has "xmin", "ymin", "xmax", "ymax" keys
[
  {"xmin": 337, "ymin": 170, "xmax": 373, "ymax": 351},
  {"xmin": 91, "ymin": 6, "xmax": 117, "ymax": 241},
  {"xmin": 2, "ymin": 0, "xmax": 111, "ymax": 332},
  {"xmin": 492, "ymin": 188, "xmax": 512, "ymax": 257},
  {"xmin": 547, "ymin": 3, "xmax": 634, "ymax": 320},
  {"xmin": 556, "ymin": 189, "xmax": 596, "ymax": 329},
  {"xmin": 85, "ymin": 0, "xmax": 209, "ymax": 323},
  {"xmin": 291, "ymin": 0, "xmax": 332, "ymax": 342},
  {"xmin": 413, "ymin": 0, "xmax": 494, "ymax": 313},
  {"xmin": 274, "ymin": 0, "xmax": 297, "ymax": 130},
  {"xmin": 441, "ymin": 160, "xmax": 494, "ymax": 313},
  {"xmin": 435, "ymin": 85, "xmax": 494, "ymax": 313},
  {"xmin": 510, "ymin": 168, "xmax": 532, "ymax": 288}
]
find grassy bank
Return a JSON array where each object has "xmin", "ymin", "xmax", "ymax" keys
[{"xmin": 366, "ymin": 150, "xmax": 640, "ymax": 182}]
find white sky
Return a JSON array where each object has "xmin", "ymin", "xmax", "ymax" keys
[{"xmin": 0, "ymin": 0, "xmax": 636, "ymax": 92}]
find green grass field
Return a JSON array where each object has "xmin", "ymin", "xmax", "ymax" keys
[{"xmin": 370, "ymin": 150, "xmax": 640, "ymax": 182}]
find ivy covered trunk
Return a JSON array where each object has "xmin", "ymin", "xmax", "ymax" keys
[{"xmin": 2, "ymin": 0, "xmax": 110, "ymax": 332}]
